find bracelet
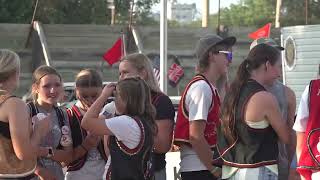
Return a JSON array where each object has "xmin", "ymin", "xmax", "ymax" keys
[{"xmin": 80, "ymin": 144, "xmax": 88, "ymax": 152}]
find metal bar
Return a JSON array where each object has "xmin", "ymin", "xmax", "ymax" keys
[
  {"xmin": 33, "ymin": 21, "xmax": 51, "ymax": 66},
  {"xmin": 160, "ymin": 0, "xmax": 168, "ymax": 93}
]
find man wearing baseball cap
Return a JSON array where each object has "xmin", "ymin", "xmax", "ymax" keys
[
  {"xmin": 250, "ymin": 38, "xmax": 296, "ymax": 180},
  {"xmin": 174, "ymin": 34, "xmax": 236, "ymax": 180}
]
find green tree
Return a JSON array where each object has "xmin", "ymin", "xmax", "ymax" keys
[
  {"xmin": 0, "ymin": 0, "xmax": 159, "ymax": 25},
  {"xmin": 0, "ymin": 0, "xmax": 33, "ymax": 23},
  {"xmin": 220, "ymin": 0, "xmax": 276, "ymax": 27},
  {"xmin": 218, "ymin": 0, "xmax": 319, "ymax": 27}
]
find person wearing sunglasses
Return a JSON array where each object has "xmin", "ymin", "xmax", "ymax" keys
[{"xmin": 173, "ymin": 34, "xmax": 236, "ymax": 180}]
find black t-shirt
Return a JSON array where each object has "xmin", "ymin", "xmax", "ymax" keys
[{"xmin": 151, "ymin": 92, "xmax": 175, "ymax": 171}]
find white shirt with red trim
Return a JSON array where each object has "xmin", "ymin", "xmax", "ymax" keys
[{"xmin": 180, "ymin": 80, "xmax": 215, "ymax": 172}]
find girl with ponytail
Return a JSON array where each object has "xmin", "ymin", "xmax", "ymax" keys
[{"xmin": 218, "ymin": 44, "xmax": 291, "ymax": 180}]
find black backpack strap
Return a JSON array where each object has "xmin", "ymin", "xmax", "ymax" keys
[
  {"xmin": 54, "ymin": 106, "xmax": 66, "ymax": 128},
  {"xmin": 27, "ymin": 101, "xmax": 38, "ymax": 118},
  {"xmin": 54, "ymin": 106, "xmax": 67, "ymax": 149}
]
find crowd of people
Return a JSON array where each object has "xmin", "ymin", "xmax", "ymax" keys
[{"xmin": 0, "ymin": 33, "xmax": 319, "ymax": 180}]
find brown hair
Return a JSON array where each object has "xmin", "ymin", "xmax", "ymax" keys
[
  {"xmin": 197, "ymin": 44, "xmax": 229, "ymax": 73},
  {"xmin": 120, "ymin": 53, "xmax": 161, "ymax": 93},
  {"xmin": 75, "ymin": 69, "xmax": 102, "ymax": 88},
  {"xmin": 220, "ymin": 44, "xmax": 280, "ymax": 143},
  {"xmin": 31, "ymin": 65, "xmax": 62, "ymax": 100},
  {"xmin": 117, "ymin": 77, "xmax": 157, "ymax": 137}
]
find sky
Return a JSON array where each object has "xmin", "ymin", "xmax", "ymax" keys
[{"xmin": 152, "ymin": 0, "xmax": 240, "ymax": 14}]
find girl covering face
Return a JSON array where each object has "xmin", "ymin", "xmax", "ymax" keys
[
  {"xmin": 65, "ymin": 69, "xmax": 107, "ymax": 180},
  {"xmin": 75, "ymin": 69, "xmax": 103, "ymax": 111},
  {"xmin": 81, "ymin": 77, "xmax": 157, "ymax": 180}
]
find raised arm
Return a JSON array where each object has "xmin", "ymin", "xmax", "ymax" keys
[
  {"xmin": 82, "ymin": 84, "xmax": 115, "ymax": 135},
  {"xmin": 285, "ymin": 86, "xmax": 297, "ymax": 163}
]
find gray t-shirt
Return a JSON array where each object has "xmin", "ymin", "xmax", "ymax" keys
[
  {"xmin": 33, "ymin": 106, "xmax": 71, "ymax": 180},
  {"xmin": 267, "ymin": 80, "xmax": 289, "ymax": 179}
]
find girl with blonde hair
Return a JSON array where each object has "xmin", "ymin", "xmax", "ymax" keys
[
  {"xmin": 101, "ymin": 53, "xmax": 175, "ymax": 180},
  {"xmin": 0, "ymin": 49, "xmax": 50, "ymax": 179}
]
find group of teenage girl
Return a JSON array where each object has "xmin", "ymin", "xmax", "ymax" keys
[
  {"xmin": 0, "ymin": 33, "xmax": 319, "ymax": 180},
  {"xmin": 0, "ymin": 50, "xmax": 174, "ymax": 180}
]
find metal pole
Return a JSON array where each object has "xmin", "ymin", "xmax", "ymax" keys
[
  {"xmin": 275, "ymin": 0, "xmax": 282, "ymax": 28},
  {"xmin": 305, "ymin": 0, "xmax": 308, "ymax": 25},
  {"xmin": 107, "ymin": 0, "xmax": 115, "ymax": 25},
  {"xmin": 202, "ymin": 0, "xmax": 209, "ymax": 28},
  {"xmin": 160, "ymin": 0, "xmax": 168, "ymax": 93},
  {"xmin": 111, "ymin": 8, "xmax": 115, "ymax": 25},
  {"xmin": 25, "ymin": 0, "xmax": 40, "ymax": 48},
  {"xmin": 217, "ymin": 0, "xmax": 221, "ymax": 34}
]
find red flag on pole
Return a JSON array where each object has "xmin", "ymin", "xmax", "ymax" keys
[
  {"xmin": 103, "ymin": 37, "xmax": 123, "ymax": 66},
  {"xmin": 248, "ymin": 23, "xmax": 272, "ymax": 40}
]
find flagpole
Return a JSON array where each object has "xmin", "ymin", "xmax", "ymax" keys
[
  {"xmin": 268, "ymin": 23, "xmax": 271, "ymax": 37},
  {"xmin": 160, "ymin": 0, "xmax": 168, "ymax": 93},
  {"xmin": 121, "ymin": 30, "xmax": 126, "ymax": 56}
]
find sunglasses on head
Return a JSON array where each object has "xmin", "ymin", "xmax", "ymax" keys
[{"xmin": 218, "ymin": 50, "xmax": 233, "ymax": 63}]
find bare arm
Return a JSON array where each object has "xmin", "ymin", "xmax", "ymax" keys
[
  {"xmin": 286, "ymin": 86, "xmax": 297, "ymax": 163},
  {"xmin": 189, "ymin": 120, "xmax": 215, "ymax": 171},
  {"xmin": 248, "ymin": 92, "xmax": 291, "ymax": 144},
  {"xmin": 104, "ymin": 135, "xmax": 110, "ymax": 157},
  {"xmin": 154, "ymin": 119, "xmax": 174, "ymax": 153},
  {"xmin": 34, "ymin": 165, "xmax": 56, "ymax": 180},
  {"xmin": 6, "ymin": 98, "xmax": 49, "ymax": 160},
  {"xmin": 51, "ymin": 146, "xmax": 73, "ymax": 165},
  {"xmin": 82, "ymin": 84, "xmax": 115, "ymax": 136},
  {"xmin": 264, "ymin": 93, "xmax": 291, "ymax": 144},
  {"xmin": 296, "ymin": 131, "xmax": 306, "ymax": 180},
  {"xmin": 296, "ymin": 128, "xmax": 306, "ymax": 162}
]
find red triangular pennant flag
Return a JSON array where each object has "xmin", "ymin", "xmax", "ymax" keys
[
  {"xmin": 248, "ymin": 23, "xmax": 271, "ymax": 40},
  {"xmin": 103, "ymin": 37, "xmax": 123, "ymax": 66}
]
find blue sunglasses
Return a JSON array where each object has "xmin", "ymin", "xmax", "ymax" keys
[{"xmin": 218, "ymin": 51, "xmax": 233, "ymax": 63}]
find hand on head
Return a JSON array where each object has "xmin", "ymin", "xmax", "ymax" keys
[{"xmin": 101, "ymin": 83, "xmax": 116, "ymax": 98}]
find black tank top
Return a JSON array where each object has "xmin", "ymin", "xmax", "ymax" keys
[
  {"xmin": 0, "ymin": 121, "xmax": 10, "ymax": 139},
  {"xmin": 105, "ymin": 116, "xmax": 154, "ymax": 180},
  {"xmin": 217, "ymin": 79, "xmax": 278, "ymax": 168}
]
